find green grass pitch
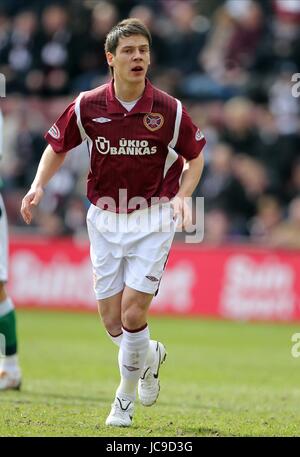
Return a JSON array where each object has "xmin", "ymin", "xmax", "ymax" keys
[{"xmin": 0, "ymin": 309, "xmax": 300, "ymax": 437}]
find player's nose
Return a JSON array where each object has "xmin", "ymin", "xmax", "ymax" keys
[{"xmin": 133, "ymin": 50, "xmax": 143, "ymax": 60}]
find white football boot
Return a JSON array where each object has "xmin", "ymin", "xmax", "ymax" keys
[
  {"xmin": 105, "ymin": 397, "xmax": 134, "ymax": 427},
  {"xmin": 138, "ymin": 341, "xmax": 167, "ymax": 407},
  {"xmin": 0, "ymin": 369, "xmax": 22, "ymax": 391}
]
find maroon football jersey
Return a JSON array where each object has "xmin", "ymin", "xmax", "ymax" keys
[{"xmin": 45, "ymin": 79, "xmax": 206, "ymax": 213}]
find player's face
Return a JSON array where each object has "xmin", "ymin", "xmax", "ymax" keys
[{"xmin": 107, "ymin": 35, "xmax": 150, "ymax": 84}]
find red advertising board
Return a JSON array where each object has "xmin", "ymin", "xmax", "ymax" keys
[{"xmin": 8, "ymin": 237, "xmax": 300, "ymax": 321}]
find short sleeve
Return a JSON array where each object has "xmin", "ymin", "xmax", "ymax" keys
[
  {"xmin": 175, "ymin": 105, "xmax": 206, "ymax": 160},
  {"xmin": 44, "ymin": 98, "xmax": 84, "ymax": 153}
]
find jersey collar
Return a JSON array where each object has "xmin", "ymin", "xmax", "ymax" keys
[{"xmin": 106, "ymin": 78, "xmax": 153, "ymax": 115}]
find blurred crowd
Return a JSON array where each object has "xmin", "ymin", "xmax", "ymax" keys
[{"xmin": 0, "ymin": 0, "xmax": 300, "ymax": 247}]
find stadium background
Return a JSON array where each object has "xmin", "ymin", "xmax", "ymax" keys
[{"xmin": 1, "ymin": 0, "xmax": 300, "ymax": 437}]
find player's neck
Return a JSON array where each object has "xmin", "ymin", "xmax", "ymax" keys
[{"xmin": 113, "ymin": 78, "xmax": 145, "ymax": 102}]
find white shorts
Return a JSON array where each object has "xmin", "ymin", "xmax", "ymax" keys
[
  {"xmin": 0, "ymin": 194, "xmax": 8, "ymax": 282},
  {"xmin": 86, "ymin": 203, "xmax": 176, "ymax": 300}
]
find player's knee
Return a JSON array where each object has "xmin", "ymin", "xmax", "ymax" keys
[{"xmin": 121, "ymin": 306, "xmax": 146, "ymax": 330}]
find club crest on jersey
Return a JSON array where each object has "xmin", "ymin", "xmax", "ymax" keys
[
  {"xmin": 143, "ymin": 113, "xmax": 164, "ymax": 131},
  {"xmin": 48, "ymin": 123, "xmax": 60, "ymax": 139}
]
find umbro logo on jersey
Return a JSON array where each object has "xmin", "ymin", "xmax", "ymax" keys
[
  {"xmin": 48, "ymin": 123, "xmax": 60, "ymax": 139},
  {"xmin": 92, "ymin": 117, "xmax": 112, "ymax": 123}
]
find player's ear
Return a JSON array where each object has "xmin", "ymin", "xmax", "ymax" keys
[{"xmin": 106, "ymin": 52, "xmax": 114, "ymax": 68}]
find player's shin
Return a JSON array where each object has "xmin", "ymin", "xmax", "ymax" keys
[
  {"xmin": 116, "ymin": 324, "xmax": 150, "ymax": 401},
  {"xmin": 0, "ymin": 297, "xmax": 18, "ymax": 357},
  {"xmin": 106, "ymin": 329, "xmax": 156, "ymax": 367},
  {"xmin": 0, "ymin": 296, "xmax": 21, "ymax": 377}
]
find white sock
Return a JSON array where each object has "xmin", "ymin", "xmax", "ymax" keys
[
  {"xmin": 0, "ymin": 354, "xmax": 20, "ymax": 373},
  {"xmin": 106, "ymin": 330, "xmax": 156, "ymax": 367},
  {"xmin": 116, "ymin": 325, "xmax": 150, "ymax": 401},
  {"xmin": 106, "ymin": 330, "xmax": 123, "ymax": 347},
  {"xmin": 0, "ymin": 297, "xmax": 20, "ymax": 373}
]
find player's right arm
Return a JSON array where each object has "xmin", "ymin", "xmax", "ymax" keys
[
  {"xmin": 20, "ymin": 145, "xmax": 67, "ymax": 224},
  {"xmin": 20, "ymin": 96, "xmax": 85, "ymax": 225}
]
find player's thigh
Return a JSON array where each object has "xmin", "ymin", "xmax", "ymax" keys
[
  {"xmin": 124, "ymin": 204, "xmax": 175, "ymax": 296},
  {"xmin": 87, "ymin": 205, "xmax": 125, "ymax": 300},
  {"xmin": 124, "ymin": 229, "xmax": 174, "ymax": 297},
  {"xmin": 97, "ymin": 290, "xmax": 123, "ymax": 333}
]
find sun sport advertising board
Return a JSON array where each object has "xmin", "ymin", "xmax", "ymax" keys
[{"xmin": 8, "ymin": 237, "xmax": 300, "ymax": 322}]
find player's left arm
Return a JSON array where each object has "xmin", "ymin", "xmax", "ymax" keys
[
  {"xmin": 171, "ymin": 104, "xmax": 206, "ymax": 229},
  {"xmin": 172, "ymin": 154, "xmax": 204, "ymax": 229}
]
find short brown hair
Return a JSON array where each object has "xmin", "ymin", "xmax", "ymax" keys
[{"xmin": 105, "ymin": 18, "xmax": 152, "ymax": 55}]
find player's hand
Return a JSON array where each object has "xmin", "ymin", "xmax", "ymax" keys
[
  {"xmin": 20, "ymin": 187, "xmax": 44, "ymax": 224},
  {"xmin": 171, "ymin": 195, "xmax": 192, "ymax": 231}
]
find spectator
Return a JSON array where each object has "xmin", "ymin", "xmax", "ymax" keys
[
  {"xmin": 1, "ymin": 10, "xmax": 38, "ymax": 93},
  {"xmin": 34, "ymin": 4, "xmax": 77, "ymax": 95},
  {"xmin": 162, "ymin": 1, "xmax": 208, "ymax": 75},
  {"xmin": 0, "ymin": 0, "xmax": 299, "ymax": 247},
  {"xmin": 204, "ymin": 208, "xmax": 231, "ymax": 245},
  {"xmin": 269, "ymin": 196, "xmax": 300, "ymax": 249},
  {"xmin": 249, "ymin": 194, "xmax": 283, "ymax": 243},
  {"xmin": 72, "ymin": 1, "xmax": 118, "ymax": 91},
  {"xmin": 221, "ymin": 97, "xmax": 261, "ymax": 158}
]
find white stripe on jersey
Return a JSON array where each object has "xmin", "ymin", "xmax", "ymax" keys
[
  {"xmin": 169, "ymin": 99, "xmax": 182, "ymax": 149},
  {"xmin": 74, "ymin": 92, "xmax": 93, "ymax": 158},
  {"xmin": 75, "ymin": 92, "xmax": 87, "ymax": 141},
  {"xmin": 163, "ymin": 99, "xmax": 182, "ymax": 178}
]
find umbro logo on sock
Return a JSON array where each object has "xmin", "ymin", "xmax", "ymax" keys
[{"xmin": 123, "ymin": 365, "xmax": 139, "ymax": 372}]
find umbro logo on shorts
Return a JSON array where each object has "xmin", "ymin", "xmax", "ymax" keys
[{"xmin": 146, "ymin": 275, "xmax": 159, "ymax": 282}]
